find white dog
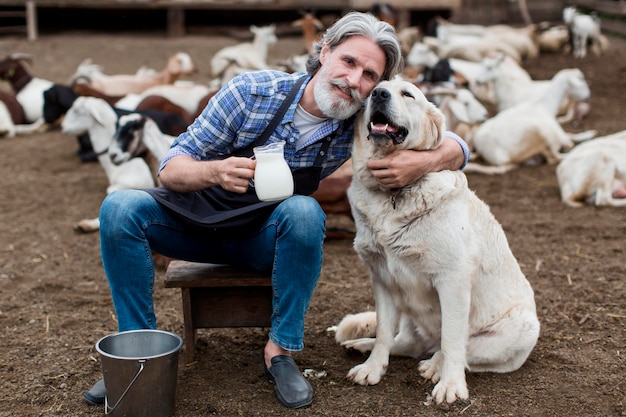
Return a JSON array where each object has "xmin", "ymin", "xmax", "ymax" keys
[
  {"xmin": 556, "ymin": 130, "xmax": 626, "ymax": 207},
  {"xmin": 336, "ymin": 79, "xmax": 540, "ymax": 404}
]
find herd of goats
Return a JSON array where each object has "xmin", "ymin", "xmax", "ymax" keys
[{"xmin": 0, "ymin": 6, "xmax": 625, "ymax": 237}]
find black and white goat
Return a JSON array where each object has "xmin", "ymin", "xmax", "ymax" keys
[
  {"xmin": 108, "ymin": 113, "xmax": 176, "ymax": 178},
  {"xmin": 61, "ymin": 96, "xmax": 155, "ymax": 232}
]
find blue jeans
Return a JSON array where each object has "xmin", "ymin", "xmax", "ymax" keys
[{"xmin": 99, "ymin": 189, "xmax": 326, "ymax": 351}]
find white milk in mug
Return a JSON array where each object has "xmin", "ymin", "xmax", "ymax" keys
[{"xmin": 252, "ymin": 141, "xmax": 294, "ymax": 201}]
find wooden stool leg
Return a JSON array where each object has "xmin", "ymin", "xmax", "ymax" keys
[{"xmin": 180, "ymin": 288, "xmax": 197, "ymax": 364}]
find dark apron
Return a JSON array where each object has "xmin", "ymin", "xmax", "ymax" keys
[{"xmin": 144, "ymin": 76, "xmax": 339, "ymax": 235}]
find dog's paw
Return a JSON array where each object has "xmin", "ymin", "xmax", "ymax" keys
[
  {"xmin": 346, "ymin": 361, "xmax": 386, "ymax": 386},
  {"xmin": 431, "ymin": 378, "xmax": 469, "ymax": 404},
  {"xmin": 418, "ymin": 351, "xmax": 443, "ymax": 383},
  {"xmin": 340, "ymin": 337, "xmax": 376, "ymax": 354},
  {"xmin": 334, "ymin": 311, "xmax": 377, "ymax": 343}
]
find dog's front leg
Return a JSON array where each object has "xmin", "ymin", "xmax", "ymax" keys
[
  {"xmin": 420, "ymin": 275, "xmax": 471, "ymax": 404},
  {"xmin": 347, "ymin": 274, "xmax": 397, "ymax": 385}
]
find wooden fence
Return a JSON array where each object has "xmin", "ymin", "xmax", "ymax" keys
[{"xmin": 0, "ymin": 0, "xmax": 624, "ymax": 40}]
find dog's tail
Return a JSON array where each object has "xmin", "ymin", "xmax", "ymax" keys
[{"xmin": 334, "ymin": 311, "xmax": 377, "ymax": 343}]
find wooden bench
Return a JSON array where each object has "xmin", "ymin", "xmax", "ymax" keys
[{"xmin": 164, "ymin": 260, "xmax": 272, "ymax": 364}]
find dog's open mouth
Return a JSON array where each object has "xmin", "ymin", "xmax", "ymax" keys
[{"xmin": 367, "ymin": 110, "xmax": 409, "ymax": 144}]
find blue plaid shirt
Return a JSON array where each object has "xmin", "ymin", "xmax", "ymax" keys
[{"xmin": 160, "ymin": 70, "xmax": 469, "ymax": 180}]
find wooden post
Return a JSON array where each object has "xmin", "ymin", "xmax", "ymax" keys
[
  {"xmin": 167, "ymin": 7, "xmax": 185, "ymax": 37},
  {"xmin": 26, "ymin": 0, "xmax": 37, "ymax": 41}
]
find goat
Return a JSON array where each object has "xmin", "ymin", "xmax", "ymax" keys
[
  {"xmin": 114, "ymin": 82, "xmax": 216, "ymax": 119},
  {"xmin": 69, "ymin": 52, "xmax": 197, "ymax": 96},
  {"xmin": 108, "ymin": 113, "xmax": 175, "ymax": 178},
  {"xmin": 291, "ymin": 11, "xmax": 324, "ymax": 55},
  {"xmin": 370, "ymin": 3, "xmax": 399, "ymax": 28},
  {"xmin": 433, "ymin": 17, "xmax": 540, "ymax": 61},
  {"xmin": 556, "ymin": 130, "xmax": 626, "ymax": 207},
  {"xmin": 0, "ymin": 90, "xmax": 44, "ymax": 137},
  {"xmin": 475, "ymin": 53, "xmax": 590, "ymax": 123},
  {"xmin": 404, "ymin": 42, "xmax": 495, "ymax": 105},
  {"xmin": 0, "ymin": 53, "xmax": 53, "ymax": 124},
  {"xmin": 536, "ymin": 23, "xmax": 571, "ymax": 53},
  {"xmin": 464, "ymin": 68, "xmax": 597, "ymax": 174},
  {"xmin": 397, "ymin": 26, "xmax": 422, "ymax": 57},
  {"xmin": 563, "ymin": 7, "xmax": 607, "ymax": 58},
  {"xmin": 424, "ymin": 85, "xmax": 488, "ymax": 152},
  {"xmin": 61, "ymin": 96, "xmax": 155, "ymax": 232},
  {"xmin": 210, "ymin": 24, "xmax": 278, "ymax": 84}
]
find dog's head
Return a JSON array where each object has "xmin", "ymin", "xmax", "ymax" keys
[{"xmin": 356, "ymin": 79, "xmax": 445, "ymax": 155}]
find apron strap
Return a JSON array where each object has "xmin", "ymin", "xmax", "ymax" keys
[{"xmin": 252, "ymin": 75, "xmax": 308, "ymax": 148}]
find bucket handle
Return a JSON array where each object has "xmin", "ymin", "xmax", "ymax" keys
[{"xmin": 105, "ymin": 359, "xmax": 146, "ymax": 415}]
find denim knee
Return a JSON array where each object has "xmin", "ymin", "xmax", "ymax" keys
[{"xmin": 274, "ymin": 196, "xmax": 326, "ymax": 242}]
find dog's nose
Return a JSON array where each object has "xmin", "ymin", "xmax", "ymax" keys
[{"xmin": 370, "ymin": 87, "xmax": 390, "ymax": 103}]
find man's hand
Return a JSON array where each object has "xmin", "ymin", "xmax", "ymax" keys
[{"xmin": 366, "ymin": 136, "xmax": 465, "ymax": 189}]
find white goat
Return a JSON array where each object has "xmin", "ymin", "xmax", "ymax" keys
[
  {"xmin": 464, "ymin": 68, "xmax": 596, "ymax": 174},
  {"xmin": 69, "ymin": 52, "xmax": 197, "ymax": 96},
  {"xmin": 431, "ymin": 20, "xmax": 530, "ymax": 64},
  {"xmin": 108, "ymin": 113, "xmax": 175, "ymax": 177},
  {"xmin": 556, "ymin": 130, "xmax": 626, "ymax": 207},
  {"xmin": 210, "ymin": 24, "xmax": 278, "ymax": 84},
  {"xmin": 434, "ymin": 17, "xmax": 540, "ymax": 60},
  {"xmin": 61, "ymin": 96, "xmax": 155, "ymax": 232},
  {"xmin": 425, "ymin": 85, "xmax": 488, "ymax": 151},
  {"xmin": 475, "ymin": 53, "xmax": 590, "ymax": 123},
  {"xmin": 563, "ymin": 7, "xmax": 606, "ymax": 58}
]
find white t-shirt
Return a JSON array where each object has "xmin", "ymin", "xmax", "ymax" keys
[{"xmin": 294, "ymin": 104, "xmax": 327, "ymax": 150}]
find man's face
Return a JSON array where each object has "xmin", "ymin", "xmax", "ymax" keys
[{"xmin": 313, "ymin": 36, "xmax": 386, "ymax": 120}]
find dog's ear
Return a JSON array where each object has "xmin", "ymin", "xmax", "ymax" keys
[{"xmin": 423, "ymin": 102, "xmax": 446, "ymax": 149}]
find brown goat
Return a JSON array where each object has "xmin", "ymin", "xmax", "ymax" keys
[{"xmin": 291, "ymin": 12, "xmax": 324, "ymax": 55}]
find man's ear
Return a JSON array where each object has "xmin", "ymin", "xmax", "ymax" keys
[{"xmin": 319, "ymin": 43, "xmax": 329, "ymax": 65}]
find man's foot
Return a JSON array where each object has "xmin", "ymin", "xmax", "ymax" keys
[
  {"xmin": 264, "ymin": 355, "xmax": 313, "ymax": 408},
  {"xmin": 83, "ymin": 379, "xmax": 106, "ymax": 405}
]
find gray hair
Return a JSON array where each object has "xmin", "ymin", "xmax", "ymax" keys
[{"xmin": 306, "ymin": 11, "xmax": 403, "ymax": 81}]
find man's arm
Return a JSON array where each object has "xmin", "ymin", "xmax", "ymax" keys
[{"xmin": 159, "ymin": 154, "xmax": 256, "ymax": 194}]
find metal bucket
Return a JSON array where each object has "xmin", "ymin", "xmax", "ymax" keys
[{"xmin": 96, "ymin": 329, "xmax": 183, "ymax": 417}]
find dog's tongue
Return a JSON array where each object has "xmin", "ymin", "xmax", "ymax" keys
[{"xmin": 370, "ymin": 122, "xmax": 398, "ymax": 133}]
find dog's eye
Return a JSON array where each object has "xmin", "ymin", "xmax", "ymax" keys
[{"xmin": 402, "ymin": 90, "xmax": 415, "ymax": 99}]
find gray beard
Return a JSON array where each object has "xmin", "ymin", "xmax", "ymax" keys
[{"xmin": 313, "ymin": 75, "xmax": 363, "ymax": 120}]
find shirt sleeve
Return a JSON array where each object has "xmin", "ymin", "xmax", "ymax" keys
[{"xmin": 444, "ymin": 130, "xmax": 470, "ymax": 170}]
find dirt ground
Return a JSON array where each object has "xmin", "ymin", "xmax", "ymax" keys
[{"xmin": 0, "ymin": 23, "xmax": 625, "ymax": 417}]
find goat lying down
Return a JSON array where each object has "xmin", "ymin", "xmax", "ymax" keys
[
  {"xmin": 70, "ymin": 52, "xmax": 197, "ymax": 97},
  {"xmin": 0, "ymin": 52, "xmax": 54, "ymax": 125},
  {"xmin": 464, "ymin": 68, "xmax": 596, "ymax": 174},
  {"xmin": 556, "ymin": 130, "xmax": 626, "ymax": 207}
]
